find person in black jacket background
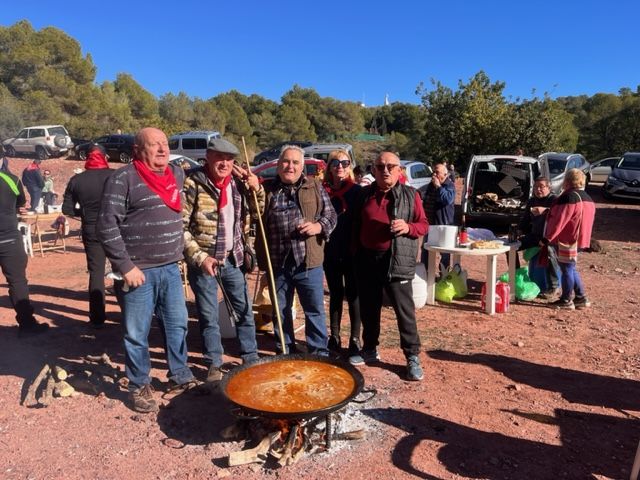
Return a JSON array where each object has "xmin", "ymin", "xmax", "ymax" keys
[{"xmin": 62, "ymin": 144, "xmax": 114, "ymax": 327}]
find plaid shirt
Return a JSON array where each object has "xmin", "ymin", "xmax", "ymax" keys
[{"xmin": 266, "ymin": 177, "xmax": 336, "ymax": 269}]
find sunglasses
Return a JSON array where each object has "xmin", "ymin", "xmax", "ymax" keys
[
  {"xmin": 374, "ymin": 163, "xmax": 400, "ymax": 172},
  {"xmin": 329, "ymin": 159, "xmax": 350, "ymax": 168}
]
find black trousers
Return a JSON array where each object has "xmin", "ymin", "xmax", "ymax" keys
[
  {"xmin": 323, "ymin": 255, "xmax": 361, "ymax": 343},
  {"xmin": 82, "ymin": 229, "xmax": 107, "ymax": 324},
  {"xmin": 0, "ymin": 232, "xmax": 35, "ymax": 325},
  {"xmin": 355, "ymin": 249, "xmax": 421, "ymax": 357}
]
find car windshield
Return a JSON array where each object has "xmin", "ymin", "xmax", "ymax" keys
[
  {"xmin": 48, "ymin": 126, "xmax": 68, "ymax": 136},
  {"xmin": 547, "ymin": 158, "xmax": 568, "ymax": 175},
  {"xmin": 618, "ymin": 154, "xmax": 640, "ymax": 170}
]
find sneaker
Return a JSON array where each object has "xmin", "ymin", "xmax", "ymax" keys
[
  {"xmin": 206, "ymin": 365, "xmax": 223, "ymax": 383},
  {"xmin": 539, "ymin": 288, "xmax": 560, "ymax": 300},
  {"xmin": 129, "ymin": 384, "xmax": 158, "ymax": 413},
  {"xmin": 406, "ymin": 355, "xmax": 424, "ymax": 381},
  {"xmin": 347, "ymin": 337, "xmax": 362, "ymax": 357},
  {"xmin": 574, "ymin": 296, "xmax": 592, "ymax": 309},
  {"xmin": 327, "ymin": 335, "xmax": 341, "ymax": 353},
  {"xmin": 552, "ymin": 298, "xmax": 575, "ymax": 310},
  {"xmin": 348, "ymin": 352, "xmax": 365, "ymax": 366},
  {"xmin": 361, "ymin": 349, "xmax": 381, "ymax": 365},
  {"xmin": 18, "ymin": 320, "xmax": 49, "ymax": 337}
]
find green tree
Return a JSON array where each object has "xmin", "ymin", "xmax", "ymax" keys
[
  {"xmin": 114, "ymin": 73, "xmax": 159, "ymax": 124},
  {"xmin": 0, "ymin": 84, "xmax": 23, "ymax": 139},
  {"xmin": 159, "ymin": 92, "xmax": 194, "ymax": 132}
]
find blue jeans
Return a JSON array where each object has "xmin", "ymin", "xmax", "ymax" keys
[
  {"xmin": 273, "ymin": 259, "xmax": 328, "ymax": 355},
  {"xmin": 187, "ymin": 261, "xmax": 258, "ymax": 367},
  {"xmin": 559, "ymin": 261, "xmax": 586, "ymax": 301},
  {"xmin": 121, "ymin": 263, "xmax": 194, "ymax": 390}
]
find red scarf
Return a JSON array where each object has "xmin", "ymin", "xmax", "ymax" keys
[
  {"xmin": 206, "ymin": 167, "xmax": 232, "ymax": 211},
  {"xmin": 132, "ymin": 159, "xmax": 181, "ymax": 212},
  {"xmin": 84, "ymin": 150, "xmax": 109, "ymax": 170},
  {"xmin": 324, "ymin": 179, "xmax": 354, "ymax": 213}
]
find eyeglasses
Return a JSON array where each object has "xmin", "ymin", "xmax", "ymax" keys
[
  {"xmin": 374, "ymin": 163, "xmax": 400, "ymax": 172},
  {"xmin": 329, "ymin": 159, "xmax": 350, "ymax": 168}
]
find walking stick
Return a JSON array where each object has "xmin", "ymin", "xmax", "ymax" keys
[{"xmin": 241, "ymin": 137, "xmax": 286, "ymax": 353}]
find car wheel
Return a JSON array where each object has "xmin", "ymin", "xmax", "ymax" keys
[
  {"xmin": 5, "ymin": 145, "xmax": 15, "ymax": 157},
  {"xmin": 119, "ymin": 152, "xmax": 131, "ymax": 164},
  {"xmin": 36, "ymin": 146, "xmax": 48, "ymax": 160},
  {"xmin": 198, "ymin": 158, "xmax": 206, "ymax": 166},
  {"xmin": 78, "ymin": 150, "xmax": 87, "ymax": 161}
]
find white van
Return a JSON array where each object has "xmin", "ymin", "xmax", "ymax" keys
[
  {"xmin": 303, "ymin": 143, "xmax": 355, "ymax": 163},
  {"xmin": 169, "ymin": 130, "xmax": 221, "ymax": 164},
  {"xmin": 462, "ymin": 155, "xmax": 542, "ymax": 226}
]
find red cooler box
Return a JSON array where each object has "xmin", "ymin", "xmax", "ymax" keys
[{"xmin": 481, "ymin": 281, "xmax": 510, "ymax": 313}]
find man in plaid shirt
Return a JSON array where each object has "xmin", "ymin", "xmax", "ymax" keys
[{"xmin": 258, "ymin": 145, "xmax": 337, "ymax": 355}]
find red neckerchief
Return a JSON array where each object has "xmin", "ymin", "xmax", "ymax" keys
[
  {"xmin": 26, "ymin": 162, "xmax": 39, "ymax": 171},
  {"xmin": 132, "ymin": 159, "xmax": 181, "ymax": 212},
  {"xmin": 206, "ymin": 167, "xmax": 232, "ymax": 211},
  {"xmin": 323, "ymin": 178, "xmax": 354, "ymax": 213},
  {"xmin": 84, "ymin": 150, "xmax": 109, "ymax": 170}
]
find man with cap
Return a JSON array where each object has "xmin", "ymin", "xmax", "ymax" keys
[
  {"xmin": 62, "ymin": 144, "xmax": 114, "ymax": 327},
  {"xmin": 182, "ymin": 137, "xmax": 263, "ymax": 382}
]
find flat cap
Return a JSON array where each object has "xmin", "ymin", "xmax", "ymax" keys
[{"xmin": 207, "ymin": 137, "xmax": 239, "ymax": 155}]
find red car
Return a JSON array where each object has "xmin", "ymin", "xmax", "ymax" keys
[{"xmin": 251, "ymin": 158, "xmax": 326, "ymax": 185}]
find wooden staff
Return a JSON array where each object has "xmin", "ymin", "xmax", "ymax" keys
[{"xmin": 241, "ymin": 137, "xmax": 286, "ymax": 353}]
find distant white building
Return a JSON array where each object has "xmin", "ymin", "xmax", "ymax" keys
[{"xmin": 384, "ymin": 93, "xmax": 390, "ymax": 106}]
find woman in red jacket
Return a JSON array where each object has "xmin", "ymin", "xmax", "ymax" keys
[{"xmin": 543, "ymin": 169, "xmax": 596, "ymax": 310}]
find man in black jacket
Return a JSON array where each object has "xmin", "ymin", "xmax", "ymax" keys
[
  {"xmin": 62, "ymin": 144, "xmax": 114, "ymax": 327},
  {"xmin": 0, "ymin": 169, "xmax": 48, "ymax": 334}
]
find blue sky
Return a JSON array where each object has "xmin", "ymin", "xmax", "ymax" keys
[{"xmin": 1, "ymin": 0, "xmax": 638, "ymax": 106}]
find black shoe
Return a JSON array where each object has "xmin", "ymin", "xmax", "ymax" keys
[
  {"xmin": 327, "ymin": 335, "xmax": 341, "ymax": 353},
  {"xmin": 551, "ymin": 298, "xmax": 575, "ymax": 310},
  {"xmin": 18, "ymin": 320, "xmax": 49, "ymax": 337}
]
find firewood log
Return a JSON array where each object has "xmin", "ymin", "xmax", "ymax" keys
[
  {"xmin": 53, "ymin": 366, "xmax": 68, "ymax": 381},
  {"xmin": 22, "ymin": 364, "xmax": 51, "ymax": 406},
  {"xmin": 54, "ymin": 380, "xmax": 75, "ymax": 397}
]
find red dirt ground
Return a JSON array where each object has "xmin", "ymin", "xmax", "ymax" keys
[{"xmin": 1, "ymin": 156, "xmax": 639, "ymax": 480}]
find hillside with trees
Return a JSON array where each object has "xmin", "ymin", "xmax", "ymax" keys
[{"xmin": 1, "ymin": 20, "xmax": 639, "ymax": 170}]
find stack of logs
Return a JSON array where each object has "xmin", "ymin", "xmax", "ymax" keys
[
  {"xmin": 223, "ymin": 416, "xmax": 365, "ymax": 467},
  {"xmin": 22, "ymin": 353, "xmax": 124, "ymax": 407}
]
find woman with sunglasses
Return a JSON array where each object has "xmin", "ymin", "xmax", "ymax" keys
[{"xmin": 322, "ymin": 150, "xmax": 362, "ymax": 357}]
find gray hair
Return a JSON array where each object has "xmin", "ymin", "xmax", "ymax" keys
[{"xmin": 279, "ymin": 144, "xmax": 305, "ymax": 161}]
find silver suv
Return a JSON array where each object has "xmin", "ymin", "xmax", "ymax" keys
[
  {"xmin": 169, "ymin": 130, "xmax": 221, "ymax": 164},
  {"xmin": 303, "ymin": 143, "xmax": 355, "ymax": 163},
  {"xmin": 2, "ymin": 125, "xmax": 73, "ymax": 160}
]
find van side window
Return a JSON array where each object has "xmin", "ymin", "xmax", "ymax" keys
[
  {"xmin": 168, "ymin": 138, "xmax": 179, "ymax": 149},
  {"xmin": 194, "ymin": 138, "xmax": 207, "ymax": 149}
]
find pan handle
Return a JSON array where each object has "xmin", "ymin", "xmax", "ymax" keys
[
  {"xmin": 350, "ymin": 387, "xmax": 377, "ymax": 404},
  {"xmin": 230, "ymin": 407, "xmax": 260, "ymax": 420}
]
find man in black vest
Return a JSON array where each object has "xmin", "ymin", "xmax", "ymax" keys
[{"xmin": 351, "ymin": 151, "xmax": 428, "ymax": 381}]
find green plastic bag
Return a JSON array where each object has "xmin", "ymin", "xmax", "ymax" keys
[
  {"xmin": 435, "ymin": 278, "xmax": 456, "ymax": 303},
  {"xmin": 445, "ymin": 264, "xmax": 468, "ymax": 299},
  {"xmin": 499, "ymin": 267, "xmax": 541, "ymax": 300}
]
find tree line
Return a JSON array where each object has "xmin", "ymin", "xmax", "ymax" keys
[{"xmin": 1, "ymin": 20, "xmax": 638, "ymax": 170}]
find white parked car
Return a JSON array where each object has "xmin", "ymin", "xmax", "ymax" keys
[
  {"xmin": 2, "ymin": 125, "xmax": 73, "ymax": 160},
  {"xmin": 401, "ymin": 160, "xmax": 432, "ymax": 191}
]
